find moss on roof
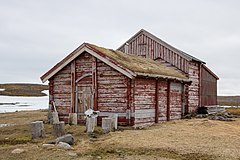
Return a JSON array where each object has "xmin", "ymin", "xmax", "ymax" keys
[{"xmin": 87, "ymin": 43, "xmax": 187, "ymax": 80}]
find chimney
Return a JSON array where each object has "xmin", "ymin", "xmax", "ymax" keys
[{"xmin": 124, "ymin": 43, "xmax": 129, "ymax": 54}]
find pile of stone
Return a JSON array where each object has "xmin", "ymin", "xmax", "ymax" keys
[
  {"xmin": 183, "ymin": 106, "xmax": 235, "ymax": 121},
  {"xmin": 43, "ymin": 134, "xmax": 74, "ymax": 150},
  {"xmin": 208, "ymin": 112, "xmax": 234, "ymax": 121}
]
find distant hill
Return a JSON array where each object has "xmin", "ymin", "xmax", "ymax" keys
[
  {"xmin": 218, "ymin": 96, "xmax": 240, "ymax": 106},
  {"xmin": 0, "ymin": 83, "xmax": 48, "ymax": 97},
  {"xmin": 0, "ymin": 83, "xmax": 239, "ymax": 105}
]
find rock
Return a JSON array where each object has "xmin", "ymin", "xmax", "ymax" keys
[
  {"xmin": 196, "ymin": 114, "xmax": 208, "ymax": 118},
  {"xmin": 197, "ymin": 107, "xmax": 208, "ymax": 114},
  {"xmin": 102, "ymin": 118, "xmax": 112, "ymax": 133},
  {"xmin": 57, "ymin": 142, "xmax": 73, "ymax": 150},
  {"xmin": 47, "ymin": 139, "xmax": 56, "ymax": 144},
  {"xmin": 11, "ymin": 148, "xmax": 25, "ymax": 154},
  {"xmin": 183, "ymin": 114, "xmax": 192, "ymax": 119},
  {"xmin": 56, "ymin": 134, "xmax": 74, "ymax": 145},
  {"xmin": 208, "ymin": 112, "xmax": 234, "ymax": 121},
  {"xmin": 68, "ymin": 151, "xmax": 77, "ymax": 157},
  {"xmin": 42, "ymin": 144, "xmax": 55, "ymax": 148}
]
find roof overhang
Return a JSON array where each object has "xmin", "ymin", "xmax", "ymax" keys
[
  {"xmin": 202, "ymin": 64, "xmax": 219, "ymax": 80},
  {"xmin": 135, "ymin": 72, "xmax": 191, "ymax": 84},
  {"xmin": 40, "ymin": 43, "xmax": 136, "ymax": 83}
]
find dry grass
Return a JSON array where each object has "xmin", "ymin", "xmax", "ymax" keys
[
  {"xmin": 1, "ymin": 110, "xmax": 240, "ymax": 159},
  {"xmin": 226, "ymin": 108, "xmax": 240, "ymax": 116},
  {"xmin": 0, "ymin": 83, "xmax": 48, "ymax": 97},
  {"xmin": 218, "ymin": 96, "xmax": 240, "ymax": 106},
  {"xmin": 88, "ymin": 43, "xmax": 187, "ymax": 79}
]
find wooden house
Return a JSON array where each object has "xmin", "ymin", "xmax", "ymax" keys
[
  {"xmin": 118, "ymin": 29, "xmax": 219, "ymax": 113},
  {"xmin": 41, "ymin": 43, "xmax": 191, "ymax": 127}
]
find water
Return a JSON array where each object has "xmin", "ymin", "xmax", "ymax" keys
[{"xmin": 0, "ymin": 90, "xmax": 49, "ymax": 113}]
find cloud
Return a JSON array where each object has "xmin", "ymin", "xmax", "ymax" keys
[{"xmin": 0, "ymin": 0, "xmax": 239, "ymax": 95}]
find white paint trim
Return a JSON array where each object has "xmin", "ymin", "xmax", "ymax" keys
[
  {"xmin": 42, "ymin": 45, "xmax": 85, "ymax": 82},
  {"xmin": 42, "ymin": 44, "xmax": 135, "ymax": 82}
]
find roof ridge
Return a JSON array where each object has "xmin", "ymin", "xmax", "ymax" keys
[{"xmin": 118, "ymin": 29, "xmax": 205, "ymax": 63}]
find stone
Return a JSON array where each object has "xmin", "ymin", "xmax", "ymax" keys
[
  {"xmin": 68, "ymin": 151, "xmax": 77, "ymax": 157},
  {"xmin": 56, "ymin": 134, "xmax": 74, "ymax": 145},
  {"xmin": 102, "ymin": 117, "xmax": 112, "ymax": 133},
  {"xmin": 11, "ymin": 148, "xmax": 25, "ymax": 154},
  {"xmin": 47, "ymin": 139, "xmax": 56, "ymax": 144},
  {"xmin": 68, "ymin": 113, "xmax": 78, "ymax": 125},
  {"xmin": 183, "ymin": 114, "xmax": 192, "ymax": 119},
  {"xmin": 57, "ymin": 142, "xmax": 73, "ymax": 150},
  {"xmin": 42, "ymin": 144, "xmax": 55, "ymax": 148}
]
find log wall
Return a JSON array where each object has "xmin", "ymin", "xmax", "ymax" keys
[
  {"xmin": 158, "ymin": 81, "xmax": 168, "ymax": 121},
  {"xmin": 49, "ymin": 50, "xmax": 187, "ymax": 126},
  {"xmin": 170, "ymin": 82, "xmax": 183, "ymax": 120},
  {"xmin": 134, "ymin": 78, "xmax": 156, "ymax": 126},
  {"xmin": 52, "ymin": 64, "xmax": 71, "ymax": 115},
  {"xmin": 75, "ymin": 52, "xmax": 93, "ymax": 85},
  {"xmin": 188, "ymin": 62, "xmax": 200, "ymax": 112},
  {"xmin": 97, "ymin": 60, "xmax": 129, "ymax": 125}
]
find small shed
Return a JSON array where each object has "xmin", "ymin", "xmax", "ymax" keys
[{"xmin": 41, "ymin": 43, "xmax": 191, "ymax": 127}]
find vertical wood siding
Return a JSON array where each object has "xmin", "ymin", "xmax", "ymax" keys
[
  {"xmin": 118, "ymin": 33, "xmax": 189, "ymax": 74},
  {"xmin": 188, "ymin": 62, "xmax": 200, "ymax": 112},
  {"xmin": 201, "ymin": 66, "xmax": 218, "ymax": 106}
]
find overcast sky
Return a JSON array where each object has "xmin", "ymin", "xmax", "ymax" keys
[{"xmin": 0, "ymin": 0, "xmax": 239, "ymax": 95}]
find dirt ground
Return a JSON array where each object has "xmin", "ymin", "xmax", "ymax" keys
[{"xmin": 1, "ymin": 110, "xmax": 240, "ymax": 160}]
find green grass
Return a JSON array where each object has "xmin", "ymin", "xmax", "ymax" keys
[{"xmin": 0, "ymin": 83, "xmax": 48, "ymax": 97}]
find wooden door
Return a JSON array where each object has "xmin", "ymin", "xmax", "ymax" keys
[{"xmin": 77, "ymin": 86, "xmax": 93, "ymax": 120}]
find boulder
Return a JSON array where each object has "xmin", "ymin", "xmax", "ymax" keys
[
  {"xmin": 57, "ymin": 142, "xmax": 73, "ymax": 150},
  {"xmin": 56, "ymin": 134, "xmax": 74, "ymax": 145},
  {"xmin": 11, "ymin": 148, "xmax": 25, "ymax": 154},
  {"xmin": 68, "ymin": 151, "xmax": 77, "ymax": 157},
  {"xmin": 42, "ymin": 144, "xmax": 55, "ymax": 148}
]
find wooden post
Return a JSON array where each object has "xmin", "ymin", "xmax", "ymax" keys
[
  {"xmin": 31, "ymin": 121, "xmax": 45, "ymax": 139},
  {"xmin": 52, "ymin": 112, "xmax": 59, "ymax": 124},
  {"xmin": 102, "ymin": 118, "xmax": 112, "ymax": 133},
  {"xmin": 86, "ymin": 117, "xmax": 95, "ymax": 133},
  {"xmin": 52, "ymin": 101, "xmax": 59, "ymax": 124},
  {"xmin": 155, "ymin": 79, "xmax": 159, "ymax": 123},
  {"xmin": 71, "ymin": 61, "xmax": 76, "ymax": 113},
  {"xmin": 53, "ymin": 121, "xmax": 65, "ymax": 137},
  {"xmin": 68, "ymin": 113, "xmax": 77, "ymax": 125},
  {"xmin": 167, "ymin": 81, "xmax": 171, "ymax": 121}
]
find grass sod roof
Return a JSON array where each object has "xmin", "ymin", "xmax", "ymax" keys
[{"xmin": 87, "ymin": 43, "xmax": 188, "ymax": 81}]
